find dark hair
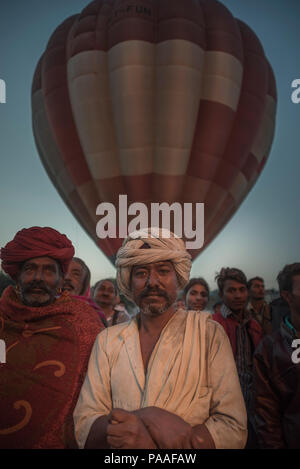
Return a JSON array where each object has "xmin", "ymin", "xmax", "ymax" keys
[
  {"xmin": 92, "ymin": 278, "xmax": 118, "ymax": 297},
  {"xmin": 183, "ymin": 277, "xmax": 210, "ymax": 299},
  {"xmin": 247, "ymin": 276, "xmax": 264, "ymax": 289},
  {"xmin": 72, "ymin": 257, "xmax": 91, "ymax": 296},
  {"xmin": 215, "ymin": 267, "xmax": 247, "ymax": 295},
  {"xmin": 277, "ymin": 263, "xmax": 300, "ymax": 293}
]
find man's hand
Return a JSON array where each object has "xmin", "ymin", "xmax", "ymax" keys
[
  {"xmin": 106, "ymin": 409, "xmax": 157, "ymax": 449},
  {"xmin": 134, "ymin": 407, "xmax": 198, "ymax": 449}
]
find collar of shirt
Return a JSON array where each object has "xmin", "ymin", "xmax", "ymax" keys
[
  {"xmin": 247, "ymin": 300, "xmax": 267, "ymax": 314},
  {"xmin": 221, "ymin": 303, "xmax": 251, "ymax": 325}
]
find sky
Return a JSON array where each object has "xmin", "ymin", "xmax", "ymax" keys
[{"xmin": 0, "ymin": 0, "xmax": 299, "ymax": 290}]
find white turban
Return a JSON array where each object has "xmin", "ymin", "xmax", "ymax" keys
[{"xmin": 115, "ymin": 227, "xmax": 192, "ymax": 301}]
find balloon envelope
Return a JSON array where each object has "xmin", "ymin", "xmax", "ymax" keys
[{"xmin": 32, "ymin": 0, "xmax": 277, "ymax": 265}]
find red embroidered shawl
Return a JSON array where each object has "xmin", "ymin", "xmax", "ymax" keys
[{"xmin": 0, "ymin": 286, "xmax": 104, "ymax": 449}]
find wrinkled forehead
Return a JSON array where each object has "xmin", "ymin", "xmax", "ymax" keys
[
  {"xmin": 21, "ymin": 256, "xmax": 60, "ymax": 269},
  {"xmin": 68, "ymin": 259, "xmax": 85, "ymax": 274},
  {"xmin": 131, "ymin": 260, "xmax": 175, "ymax": 271}
]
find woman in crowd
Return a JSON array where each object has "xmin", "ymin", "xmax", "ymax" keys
[{"xmin": 183, "ymin": 277, "xmax": 210, "ymax": 312}]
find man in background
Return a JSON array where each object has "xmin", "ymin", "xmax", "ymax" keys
[
  {"xmin": 212, "ymin": 267, "xmax": 263, "ymax": 448},
  {"xmin": 63, "ymin": 257, "xmax": 107, "ymax": 327},
  {"xmin": 247, "ymin": 277, "xmax": 272, "ymax": 335},
  {"xmin": 92, "ymin": 278, "xmax": 130, "ymax": 326},
  {"xmin": 62, "ymin": 257, "xmax": 91, "ymax": 297},
  {"xmin": 253, "ymin": 263, "xmax": 300, "ymax": 448}
]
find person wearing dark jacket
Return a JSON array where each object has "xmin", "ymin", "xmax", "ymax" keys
[
  {"xmin": 253, "ymin": 263, "xmax": 300, "ymax": 448},
  {"xmin": 269, "ymin": 296, "xmax": 290, "ymax": 332}
]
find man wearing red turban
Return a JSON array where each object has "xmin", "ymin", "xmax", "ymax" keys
[{"xmin": 0, "ymin": 227, "xmax": 104, "ymax": 449}]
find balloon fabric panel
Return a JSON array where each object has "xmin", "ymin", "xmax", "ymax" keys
[{"xmin": 32, "ymin": 0, "xmax": 277, "ymax": 264}]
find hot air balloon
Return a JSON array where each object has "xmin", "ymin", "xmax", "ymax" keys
[{"xmin": 31, "ymin": 0, "xmax": 277, "ymax": 264}]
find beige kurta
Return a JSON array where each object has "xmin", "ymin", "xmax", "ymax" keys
[{"xmin": 73, "ymin": 309, "xmax": 247, "ymax": 449}]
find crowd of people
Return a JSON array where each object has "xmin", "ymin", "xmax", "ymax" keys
[{"xmin": 0, "ymin": 226, "xmax": 299, "ymax": 449}]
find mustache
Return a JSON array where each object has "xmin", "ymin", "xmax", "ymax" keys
[
  {"xmin": 62, "ymin": 280, "xmax": 75, "ymax": 291},
  {"xmin": 22, "ymin": 280, "xmax": 52, "ymax": 295},
  {"xmin": 137, "ymin": 287, "xmax": 170, "ymax": 302}
]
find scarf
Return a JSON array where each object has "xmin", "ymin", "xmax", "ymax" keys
[{"xmin": 0, "ymin": 286, "xmax": 104, "ymax": 448}]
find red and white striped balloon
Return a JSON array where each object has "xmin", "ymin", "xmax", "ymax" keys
[{"xmin": 31, "ymin": 0, "xmax": 277, "ymax": 265}]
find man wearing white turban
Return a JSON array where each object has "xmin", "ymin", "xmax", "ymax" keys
[{"xmin": 74, "ymin": 228, "xmax": 247, "ymax": 449}]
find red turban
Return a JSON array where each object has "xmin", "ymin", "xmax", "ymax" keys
[{"xmin": 0, "ymin": 227, "xmax": 75, "ymax": 280}]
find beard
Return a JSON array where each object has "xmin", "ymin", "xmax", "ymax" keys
[
  {"xmin": 137, "ymin": 287, "xmax": 174, "ymax": 317},
  {"xmin": 20, "ymin": 280, "xmax": 58, "ymax": 307},
  {"xmin": 141, "ymin": 301, "xmax": 173, "ymax": 317}
]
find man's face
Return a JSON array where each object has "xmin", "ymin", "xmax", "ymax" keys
[
  {"xmin": 186, "ymin": 283, "xmax": 209, "ymax": 311},
  {"xmin": 94, "ymin": 280, "xmax": 116, "ymax": 308},
  {"xmin": 249, "ymin": 279, "xmax": 265, "ymax": 301},
  {"xmin": 221, "ymin": 279, "xmax": 248, "ymax": 314},
  {"xmin": 131, "ymin": 261, "xmax": 179, "ymax": 317},
  {"xmin": 18, "ymin": 256, "xmax": 62, "ymax": 307},
  {"xmin": 283, "ymin": 274, "xmax": 300, "ymax": 315},
  {"xmin": 62, "ymin": 259, "xmax": 86, "ymax": 296}
]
